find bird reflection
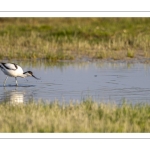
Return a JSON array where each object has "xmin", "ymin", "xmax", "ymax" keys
[{"xmin": 1, "ymin": 89, "xmax": 25, "ymax": 104}]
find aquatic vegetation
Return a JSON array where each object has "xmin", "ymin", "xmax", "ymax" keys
[{"xmin": 0, "ymin": 99, "xmax": 150, "ymax": 132}]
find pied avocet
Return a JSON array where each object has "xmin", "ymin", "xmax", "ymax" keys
[{"xmin": 0, "ymin": 62, "xmax": 40, "ymax": 86}]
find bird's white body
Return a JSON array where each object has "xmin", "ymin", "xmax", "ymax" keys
[
  {"xmin": 0, "ymin": 62, "xmax": 39, "ymax": 86},
  {"xmin": 0, "ymin": 63, "xmax": 25, "ymax": 78}
]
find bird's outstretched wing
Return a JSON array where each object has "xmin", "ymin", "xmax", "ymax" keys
[{"xmin": 1, "ymin": 63, "xmax": 18, "ymax": 70}]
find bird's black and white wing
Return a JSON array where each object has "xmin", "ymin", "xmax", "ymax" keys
[{"xmin": 1, "ymin": 63, "xmax": 18, "ymax": 70}]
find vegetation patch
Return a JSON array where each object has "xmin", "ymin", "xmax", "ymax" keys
[
  {"xmin": 0, "ymin": 99, "xmax": 150, "ymax": 132},
  {"xmin": 0, "ymin": 18, "xmax": 150, "ymax": 61}
]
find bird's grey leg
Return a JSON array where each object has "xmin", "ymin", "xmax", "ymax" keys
[
  {"xmin": 3, "ymin": 76, "xmax": 8, "ymax": 86},
  {"xmin": 15, "ymin": 77, "xmax": 18, "ymax": 86}
]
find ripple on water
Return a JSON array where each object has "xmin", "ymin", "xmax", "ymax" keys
[{"xmin": 0, "ymin": 61, "xmax": 150, "ymax": 105}]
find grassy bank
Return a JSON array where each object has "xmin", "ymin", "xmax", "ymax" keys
[
  {"xmin": 0, "ymin": 100, "xmax": 150, "ymax": 132},
  {"xmin": 0, "ymin": 18, "xmax": 150, "ymax": 61}
]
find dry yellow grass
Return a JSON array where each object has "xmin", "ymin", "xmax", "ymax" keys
[{"xmin": 0, "ymin": 100, "xmax": 150, "ymax": 132}]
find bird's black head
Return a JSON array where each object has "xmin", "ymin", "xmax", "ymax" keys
[
  {"xmin": 23, "ymin": 71, "xmax": 40, "ymax": 80},
  {"xmin": 27, "ymin": 71, "xmax": 33, "ymax": 75},
  {"xmin": 23, "ymin": 71, "xmax": 33, "ymax": 75}
]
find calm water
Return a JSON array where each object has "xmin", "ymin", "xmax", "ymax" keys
[{"xmin": 0, "ymin": 61, "xmax": 150, "ymax": 105}]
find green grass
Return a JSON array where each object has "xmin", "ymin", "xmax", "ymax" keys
[
  {"xmin": 127, "ymin": 49, "xmax": 135, "ymax": 58},
  {"xmin": 0, "ymin": 99, "xmax": 150, "ymax": 132},
  {"xmin": 0, "ymin": 18, "xmax": 150, "ymax": 61}
]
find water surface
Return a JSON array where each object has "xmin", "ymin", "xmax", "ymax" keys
[{"xmin": 0, "ymin": 61, "xmax": 150, "ymax": 105}]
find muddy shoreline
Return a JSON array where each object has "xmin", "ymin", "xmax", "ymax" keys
[{"xmin": 58, "ymin": 56, "xmax": 150, "ymax": 64}]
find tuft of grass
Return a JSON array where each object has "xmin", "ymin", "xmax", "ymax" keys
[
  {"xmin": 0, "ymin": 99, "xmax": 150, "ymax": 132},
  {"xmin": 127, "ymin": 49, "xmax": 135, "ymax": 58}
]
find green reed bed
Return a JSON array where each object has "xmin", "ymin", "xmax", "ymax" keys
[
  {"xmin": 1, "ymin": 18, "xmax": 150, "ymax": 61},
  {"xmin": 0, "ymin": 100, "xmax": 150, "ymax": 132}
]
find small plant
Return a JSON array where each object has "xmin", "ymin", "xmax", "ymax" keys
[
  {"xmin": 127, "ymin": 49, "xmax": 134, "ymax": 58},
  {"xmin": 95, "ymin": 50, "xmax": 107, "ymax": 59}
]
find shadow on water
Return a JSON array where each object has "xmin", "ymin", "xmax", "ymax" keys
[{"xmin": 1, "ymin": 60, "xmax": 150, "ymax": 105}]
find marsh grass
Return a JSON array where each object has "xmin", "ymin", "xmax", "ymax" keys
[
  {"xmin": 0, "ymin": 99, "xmax": 150, "ymax": 132},
  {"xmin": 127, "ymin": 49, "xmax": 135, "ymax": 58},
  {"xmin": 0, "ymin": 18, "xmax": 150, "ymax": 61}
]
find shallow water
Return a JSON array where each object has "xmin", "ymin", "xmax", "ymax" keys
[{"xmin": 0, "ymin": 61, "xmax": 150, "ymax": 105}]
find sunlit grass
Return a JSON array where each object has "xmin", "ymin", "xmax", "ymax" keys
[
  {"xmin": 127, "ymin": 49, "xmax": 135, "ymax": 58},
  {"xmin": 0, "ymin": 18, "xmax": 150, "ymax": 61},
  {"xmin": 0, "ymin": 99, "xmax": 150, "ymax": 132}
]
